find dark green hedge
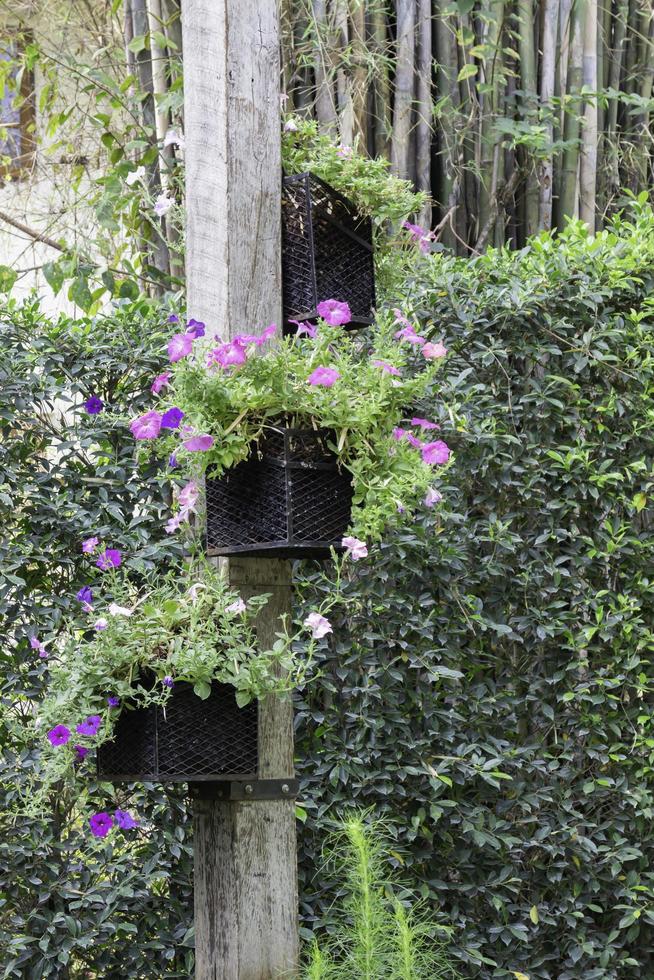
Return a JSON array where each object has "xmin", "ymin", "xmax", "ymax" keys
[
  {"xmin": 295, "ymin": 210, "xmax": 654, "ymax": 978},
  {"xmin": 0, "ymin": 300, "xmax": 194, "ymax": 979}
]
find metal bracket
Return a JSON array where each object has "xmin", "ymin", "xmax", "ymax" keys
[{"xmin": 189, "ymin": 778, "xmax": 299, "ymax": 802}]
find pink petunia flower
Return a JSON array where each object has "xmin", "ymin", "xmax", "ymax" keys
[
  {"xmin": 304, "ymin": 612, "xmax": 333, "ymax": 639},
  {"xmin": 165, "ymin": 511, "xmax": 187, "ymax": 535},
  {"xmin": 371, "ymin": 360, "xmax": 400, "ymax": 377},
  {"xmin": 411, "ymin": 417, "xmax": 440, "ymax": 430},
  {"xmin": 93, "ymin": 618, "xmax": 108, "ymax": 631},
  {"xmin": 30, "ymin": 635, "xmax": 48, "ymax": 658},
  {"xmin": 82, "ymin": 536, "xmax": 99, "ymax": 554},
  {"xmin": 226, "ymin": 598, "xmax": 247, "ymax": 615},
  {"xmin": 336, "ymin": 144, "xmax": 352, "ymax": 158},
  {"xmin": 308, "ymin": 366, "xmax": 340, "ymax": 387},
  {"xmin": 178, "ymin": 480, "xmax": 199, "ymax": 512},
  {"xmin": 108, "ymin": 603, "xmax": 133, "ymax": 617},
  {"xmin": 130, "ymin": 411, "xmax": 163, "ymax": 440},
  {"xmin": 342, "ymin": 536, "xmax": 368, "ymax": 561},
  {"xmin": 316, "ymin": 299, "xmax": 352, "ymax": 326},
  {"xmin": 406, "ymin": 433, "xmax": 423, "ymax": 449},
  {"xmin": 207, "ymin": 340, "xmax": 247, "ymax": 369},
  {"xmin": 256, "ymin": 323, "xmax": 277, "ymax": 345},
  {"xmin": 403, "ymin": 220, "xmax": 436, "ymax": 253},
  {"xmin": 183, "ymin": 434, "xmax": 214, "ymax": 452},
  {"xmin": 151, "ymin": 371, "xmax": 172, "ymax": 394},
  {"xmin": 283, "ymin": 118, "xmax": 299, "ymax": 133},
  {"xmin": 422, "ymin": 341, "xmax": 448, "ymax": 360},
  {"xmin": 289, "ymin": 319, "xmax": 317, "ymax": 338},
  {"xmin": 47, "ymin": 725, "xmax": 71, "ymax": 746},
  {"xmin": 89, "ymin": 812, "xmax": 113, "ymax": 838},
  {"xmin": 154, "ymin": 193, "xmax": 174, "ymax": 217},
  {"xmin": 168, "ymin": 332, "xmax": 194, "ymax": 363},
  {"xmin": 394, "ymin": 325, "xmax": 426, "ymax": 346},
  {"xmin": 392, "ymin": 427, "xmax": 407, "ymax": 441},
  {"xmin": 421, "ymin": 440, "xmax": 451, "ymax": 465},
  {"xmin": 424, "ymin": 487, "xmax": 443, "ymax": 508}
]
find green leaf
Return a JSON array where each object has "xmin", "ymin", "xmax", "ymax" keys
[
  {"xmin": 0, "ymin": 264, "xmax": 17, "ymax": 293},
  {"xmin": 457, "ymin": 64, "xmax": 478, "ymax": 82},
  {"xmin": 192, "ymin": 681, "xmax": 211, "ymax": 700},
  {"xmin": 529, "ymin": 905, "xmax": 539, "ymax": 924}
]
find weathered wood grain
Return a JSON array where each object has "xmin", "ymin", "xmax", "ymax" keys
[{"xmin": 183, "ymin": 2, "xmax": 298, "ymax": 977}]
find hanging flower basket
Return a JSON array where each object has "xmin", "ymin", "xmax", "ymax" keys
[
  {"xmin": 205, "ymin": 424, "xmax": 353, "ymax": 558},
  {"xmin": 96, "ymin": 676, "xmax": 258, "ymax": 782},
  {"xmin": 282, "ymin": 172, "xmax": 376, "ymax": 333}
]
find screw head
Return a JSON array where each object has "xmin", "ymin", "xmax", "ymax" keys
[
  {"xmin": 281, "ymin": 783, "xmax": 289, "ymax": 794},
  {"xmin": 245, "ymin": 784, "xmax": 253, "ymax": 794}
]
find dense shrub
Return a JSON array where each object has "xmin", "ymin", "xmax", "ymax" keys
[
  {"xmin": 296, "ymin": 207, "xmax": 654, "ymax": 979},
  {"xmin": 0, "ymin": 300, "xmax": 194, "ymax": 978}
]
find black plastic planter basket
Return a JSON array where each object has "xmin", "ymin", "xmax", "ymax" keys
[
  {"xmin": 205, "ymin": 425, "xmax": 353, "ymax": 559},
  {"xmin": 282, "ymin": 172, "xmax": 376, "ymax": 332},
  {"xmin": 96, "ymin": 678, "xmax": 258, "ymax": 782}
]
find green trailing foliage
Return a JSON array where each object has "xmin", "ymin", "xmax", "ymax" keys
[
  {"xmin": 296, "ymin": 203, "xmax": 654, "ymax": 978},
  {"xmin": 301, "ymin": 813, "xmax": 457, "ymax": 980}
]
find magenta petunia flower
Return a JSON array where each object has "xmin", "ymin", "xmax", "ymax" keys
[
  {"xmin": 256, "ymin": 323, "xmax": 277, "ymax": 345},
  {"xmin": 289, "ymin": 319, "xmax": 317, "ymax": 338},
  {"xmin": 424, "ymin": 487, "xmax": 443, "ymax": 508},
  {"xmin": 151, "ymin": 371, "xmax": 172, "ymax": 394},
  {"xmin": 168, "ymin": 332, "xmax": 194, "ymax": 363},
  {"xmin": 74, "ymin": 743, "xmax": 89, "ymax": 761},
  {"xmin": 342, "ymin": 536, "xmax": 368, "ymax": 561},
  {"xmin": 371, "ymin": 360, "xmax": 400, "ymax": 376},
  {"xmin": 304, "ymin": 612, "xmax": 333, "ymax": 639},
  {"xmin": 316, "ymin": 299, "xmax": 352, "ymax": 326},
  {"xmin": 226, "ymin": 598, "xmax": 247, "ymax": 614},
  {"xmin": 411, "ymin": 417, "xmax": 440, "ymax": 430},
  {"xmin": 308, "ymin": 366, "xmax": 340, "ymax": 388},
  {"xmin": 394, "ymin": 325, "xmax": 426, "ymax": 345},
  {"xmin": 183, "ymin": 434, "xmax": 214, "ymax": 452},
  {"xmin": 114, "ymin": 809, "xmax": 138, "ymax": 830},
  {"xmin": 82, "ymin": 536, "xmax": 99, "ymax": 554},
  {"xmin": 96, "ymin": 548, "xmax": 122, "ymax": 571},
  {"xmin": 130, "ymin": 410, "xmax": 163, "ymax": 440},
  {"xmin": 207, "ymin": 340, "xmax": 247, "ymax": 369},
  {"xmin": 161, "ymin": 407, "xmax": 185, "ymax": 430},
  {"xmin": 421, "ymin": 440, "xmax": 451, "ymax": 465},
  {"xmin": 393, "ymin": 309, "xmax": 414, "ymax": 330},
  {"xmin": 47, "ymin": 724, "xmax": 71, "ymax": 746},
  {"xmin": 406, "ymin": 433, "xmax": 423, "ymax": 449},
  {"xmin": 403, "ymin": 220, "xmax": 435, "ymax": 253},
  {"xmin": 76, "ymin": 715, "xmax": 102, "ymax": 737},
  {"xmin": 89, "ymin": 812, "xmax": 113, "ymax": 838},
  {"xmin": 162, "ymin": 675, "xmax": 174, "ymax": 689},
  {"xmin": 392, "ymin": 427, "xmax": 407, "ymax": 441},
  {"xmin": 422, "ymin": 341, "xmax": 447, "ymax": 360},
  {"xmin": 84, "ymin": 395, "xmax": 104, "ymax": 415},
  {"xmin": 107, "ymin": 696, "xmax": 120, "ymax": 708},
  {"xmin": 29, "ymin": 635, "xmax": 48, "ymax": 658},
  {"xmin": 336, "ymin": 144, "xmax": 352, "ymax": 159},
  {"xmin": 76, "ymin": 586, "xmax": 93, "ymax": 604},
  {"xmin": 186, "ymin": 318, "xmax": 206, "ymax": 338}
]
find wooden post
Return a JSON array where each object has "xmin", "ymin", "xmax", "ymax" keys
[{"xmin": 182, "ymin": 3, "xmax": 299, "ymax": 978}]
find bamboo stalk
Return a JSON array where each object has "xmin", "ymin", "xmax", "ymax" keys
[
  {"xmin": 390, "ymin": 0, "xmax": 416, "ymax": 179},
  {"xmin": 557, "ymin": 0, "xmax": 585, "ymax": 225},
  {"xmin": 349, "ymin": 0, "xmax": 368, "ymax": 147},
  {"xmin": 335, "ymin": 0, "xmax": 354, "ymax": 144},
  {"xmin": 312, "ymin": 0, "xmax": 339, "ymax": 131},
  {"xmin": 579, "ymin": 0, "xmax": 598, "ymax": 227},
  {"xmin": 606, "ymin": 0, "xmax": 628, "ymax": 195},
  {"xmin": 538, "ymin": 0, "xmax": 559, "ymax": 231},
  {"xmin": 416, "ymin": 0, "xmax": 433, "ymax": 225},
  {"xmin": 370, "ymin": 0, "xmax": 391, "ymax": 158},
  {"xmin": 517, "ymin": 0, "xmax": 540, "ymax": 236},
  {"xmin": 478, "ymin": 0, "xmax": 505, "ymax": 236}
]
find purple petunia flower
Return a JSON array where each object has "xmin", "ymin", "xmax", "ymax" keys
[
  {"xmin": 82, "ymin": 536, "xmax": 99, "ymax": 554},
  {"xmin": 371, "ymin": 360, "xmax": 400, "ymax": 376},
  {"xmin": 89, "ymin": 812, "xmax": 113, "ymax": 838},
  {"xmin": 76, "ymin": 586, "xmax": 93, "ymax": 605},
  {"xmin": 411, "ymin": 417, "xmax": 440, "ymax": 430},
  {"xmin": 168, "ymin": 332, "xmax": 194, "ymax": 363},
  {"xmin": 424, "ymin": 487, "xmax": 443, "ymax": 508},
  {"xmin": 30, "ymin": 635, "xmax": 48, "ymax": 658},
  {"xmin": 76, "ymin": 715, "xmax": 102, "ymax": 737},
  {"xmin": 183, "ymin": 434, "xmax": 214, "ymax": 452},
  {"xmin": 107, "ymin": 696, "xmax": 120, "ymax": 708},
  {"xmin": 167, "ymin": 314, "xmax": 179, "ymax": 324},
  {"xmin": 162, "ymin": 675, "xmax": 174, "ymax": 689},
  {"xmin": 74, "ymin": 743, "xmax": 89, "ymax": 761},
  {"xmin": 151, "ymin": 371, "xmax": 172, "ymax": 394},
  {"xmin": 307, "ymin": 366, "xmax": 340, "ymax": 388},
  {"xmin": 186, "ymin": 318, "xmax": 206, "ymax": 338},
  {"xmin": 96, "ymin": 549, "xmax": 122, "ymax": 571},
  {"xmin": 421, "ymin": 440, "xmax": 451, "ymax": 465},
  {"xmin": 130, "ymin": 410, "xmax": 163, "ymax": 440},
  {"xmin": 154, "ymin": 193, "xmax": 174, "ymax": 218},
  {"xmin": 84, "ymin": 395, "xmax": 104, "ymax": 415},
  {"xmin": 168, "ymin": 452, "xmax": 178, "ymax": 469},
  {"xmin": 93, "ymin": 618, "xmax": 108, "ymax": 631},
  {"xmin": 161, "ymin": 407, "xmax": 185, "ymax": 430},
  {"xmin": 114, "ymin": 809, "xmax": 139, "ymax": 830},
  {"xmin": 47, "ymin": 725, "xmax": 71, "ymax": 747},
  {"xmin": 316, "ymin": 299, "xmax": 352, "ymax": 327}
]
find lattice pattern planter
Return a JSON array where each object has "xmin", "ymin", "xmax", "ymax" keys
[
  {"xmin": 96, "ymin": 678, "xmax": 258, "ymax": 782},
  {"xmin": 205, "ymin": 424, "xmax": 353, "ymax": 558},
  {"xmin": 282, "ymin": 172, "xmax": 375, "ymax": 332}
]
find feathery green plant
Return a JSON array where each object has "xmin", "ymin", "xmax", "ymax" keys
[{"xmin": 301, "ymin": 814, "xmax": 458, "ymax": 980}]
